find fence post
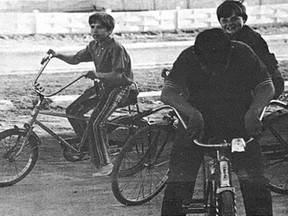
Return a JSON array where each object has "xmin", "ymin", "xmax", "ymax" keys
[
  {"xmin": 207, "ymin": 11, "xmax": 212, "ymax": 27},
  {"xmin": 106, "ymin": 8, "xmax": 112, "ymax": 14},
  {"xmin": 33, "ymin": 10, "xmax": 39, "ymax": 34},
  {"xmin": 273, "ymin": 8, "xmax": 278, "ymax": 24},
  {"xmin": 175, "ymin": 6, "xmax": 180, "ymax": 32}
]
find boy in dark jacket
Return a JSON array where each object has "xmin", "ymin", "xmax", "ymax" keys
[{"xmin": 217, "ymin": 0, "xmax": 284, "ymax": 99}]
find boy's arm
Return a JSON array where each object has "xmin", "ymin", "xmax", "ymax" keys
[
  {"xmin": 47, "ymin": 48, "xmax": 91, "ymax": 65},
  {"xmin": 245, "ymin": 80, "xmax": 275, "ymax": 137},
  {"xmin": 86, "ymin": 69, "xmax": 132, "ymax": 86},
  {"xmin": 161, "ymin": 84, "xmax": 204, "ymax": 138},
  {"xmin": 52, "ymin": 53, "xmax": 81, "ymax": 65},
  {"xmin": 95, "ymin": 71, "xmax": 129, "ymax": 85}
]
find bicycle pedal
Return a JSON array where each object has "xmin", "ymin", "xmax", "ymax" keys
[
  {"xmin": 182, "ymin": 203, "xmax": 205, "ymax": 214},
  {"xmin": 81, "ymin": 153, "xmax": 91, "ymax": 161},
  {"xmin": 182, "ymin": 199, "xmax": 205, "ymax": 214},
  {"xmin": 63, "ymin": 148, "xmax": 83, "ymax": 162}
]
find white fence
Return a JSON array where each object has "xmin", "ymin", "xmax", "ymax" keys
[{"xmin": 0, "ymin": 4, "xmax": 288, "ymax": 35}]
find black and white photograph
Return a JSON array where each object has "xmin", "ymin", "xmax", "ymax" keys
[{"xmin": 0, "ymin": 0, "xmax": 287, "ymax": 215}]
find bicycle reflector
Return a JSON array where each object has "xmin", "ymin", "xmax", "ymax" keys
[{"xmin": 231, "ymin": 138, "xmax": 246, "ymax": 152}]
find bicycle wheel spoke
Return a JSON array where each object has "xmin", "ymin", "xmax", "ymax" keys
[
  {"xmin": 261, "ymin": 111, "xmax": 288, "ymax": 194},
  {"xmin": 0, "ymin": 129, "xmax": 39, "ymax": 186}
]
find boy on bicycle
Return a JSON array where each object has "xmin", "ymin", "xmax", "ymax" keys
[
  {"xmin": 47, "ymin": 12, "xmax": 133, "ymax": 176},
  {"xmin": 160, "ymin": 28, "xmax": 274, "ymax": 215},
  {"xmin": 217, "ymin": 0, "xmax": 284, "ymax": 99}
]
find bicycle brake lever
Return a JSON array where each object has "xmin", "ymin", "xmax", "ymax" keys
[{"xmin": 39, "ymin": 86, "xmax": 45, "ymax": 92}]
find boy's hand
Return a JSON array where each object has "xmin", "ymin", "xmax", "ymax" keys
[
  {"xmin": 186, "ymin": 110, "xmax": 204, "ymax": 140},
  {"xmin": 245, "ymin": 109, "xmax": 263, "ymax": 138},
  {"xmin": 47, "ymin": 49, "xmax": 57, "ymax": 57},
  {"xmin": 85, "ymin": 70, "xmax": 97, "ymax": 80}
]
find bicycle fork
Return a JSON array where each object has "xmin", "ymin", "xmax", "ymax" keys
[
  {"xmin": 12, "ymin": 100, "xmax": 43, "ymax": 159},
  {"xmin": 215, "ymin": 150, "xmax": 237, "ymax": 215},
  {"xmin": 217, "ymin": 150, "xmax": 234, "ymax": 193}
]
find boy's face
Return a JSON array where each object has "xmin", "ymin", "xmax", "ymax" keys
[
  {"xmin": 219, "ymin": 11, "xmax": 244, "ymax": 35},
  {"xmin": 90, "ymin": 21, "xmax": 111, "ymax": 41}
]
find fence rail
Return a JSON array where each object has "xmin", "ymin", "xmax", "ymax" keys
[{"xmin": 0, "ymin": 4, "xmax": 288, "ymax": 35}]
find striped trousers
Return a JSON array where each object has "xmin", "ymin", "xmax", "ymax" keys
[{"xmin": 66, "ymin": 84, "xmax": 130, "ymax": 168}]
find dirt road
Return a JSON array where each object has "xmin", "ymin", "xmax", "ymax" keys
[
  {"xmin": 0, "ymin": 114, "xmax": 287, "ymax": 216},
  {"xmin": 0, "ymin": 135, "xmax": 164, "ymax": 216}
]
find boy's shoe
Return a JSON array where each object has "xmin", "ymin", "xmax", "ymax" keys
[
  {"xmin": 64, "ymin": 137, "xmax": 79, "ymax": 144},
  {"xmin": 64, "ymin": 137, "xmax": 89, "ymax": 152},
  {"xmin": 92, "ymin": 163, "xmax": 113, "ymax": 177}
]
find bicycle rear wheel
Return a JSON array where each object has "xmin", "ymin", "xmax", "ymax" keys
[
  {"xmin": 260, "ymin": 110, "xmax": 288, "ymax": 194},
  {"xmin": 0, "ymin": 128, "xmax": 39, "ymax": 187},
  {"xmin": 111, "ymin": 124, "xmax": 174, "ymax": 206}
]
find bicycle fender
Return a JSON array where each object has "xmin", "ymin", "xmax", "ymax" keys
[{"xmin": 216, "ymin": 187, "xmax": 235, "ymax": 194}]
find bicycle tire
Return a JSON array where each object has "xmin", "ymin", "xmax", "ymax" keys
[
  {"xmin": 217, "ymin": 191, "xmax": 236, "ymax": 216},
  {"xmin": 111, "ymin": 124, "xmax": 174, "ymax": 206},
  {"xmin": 260, "ymin": 110, "xmax": 288, "ymax": 194},
  {"xmin": 206, "ymin": 179, "xmax": 217, "ymax": 216},
  {"xmin": 0, "ymin": 128, "xmax": 39, "ymax": 187}
]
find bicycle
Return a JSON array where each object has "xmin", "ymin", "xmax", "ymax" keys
[
  {"xmin": 260, "ymin": 100, "xmax": 288, "ymax": 194},
  {"xmin": 111, "ymin": 97, "xmax": 288, "ymax": 209},
  {"xmin": 111, "ymin": 109, "xmax": 183, "ymax": 205},
  {"xmin": 0, "ymin": 54, "xmax": 176, "ymax": 188},
  {"xmin": 111, "ymin": 104, "xmax": 254, "ymax": 214}
]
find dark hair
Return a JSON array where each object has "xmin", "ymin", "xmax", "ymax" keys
[
  {"xmin": 217, "ymin": 0, "xmax": 248, "ymax": 22},
  {"xmin": 88, "ymin": 12, "xmax": 115, "ymax": 32},
  {"xmin": 194, "ymin": 28, "xmax": 231, "ymax": 58}
]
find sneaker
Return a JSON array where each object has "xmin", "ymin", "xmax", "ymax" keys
[
  {"xmin": 64, "ymin": 137, "xmax": 89, "ymax": 152},
  {"xmin": 92, "ymin": 163, "xmax": 113, "ymax": 177}
]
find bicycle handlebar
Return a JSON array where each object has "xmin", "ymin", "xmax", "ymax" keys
[
  {"xmin": 35, "ymin": 74, "xmax": 86, "ymax": 98},
  {"xmin": 269, "ymin": 99, "xmax": 288, "ymax": 109},
  {"xmin": 33, "ymin": 53, "xmax": 53, "ymax": 86},
  {"xmin": 33, "ymin": 54, "xmax": 137, "ymax": 98},
  {"xmin": 193, "ymin": 137, "xmax": 254, "ymax": 148},
  {"xmin": 192, "ymin": 105, "xmax": 267, "ymax": 148},
  {"xmin": 33, "ymin": 53, "xmax": 87, "ymax": 98}
]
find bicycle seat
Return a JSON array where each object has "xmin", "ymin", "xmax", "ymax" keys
[{"xmin": 118, "ymin": 83, "xmax": 139, "ymax": 108}]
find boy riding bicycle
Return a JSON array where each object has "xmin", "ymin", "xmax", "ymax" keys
[
  {"xmin": 47, "ymin": 12, "xmax": 134, "ymax": 177},
  {"xmin": 160, "ymin": 28, "xmax": 274, "ymax": 216}
]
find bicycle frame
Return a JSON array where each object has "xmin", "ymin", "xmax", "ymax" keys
[
  {"xmin": 23, "ymin": 98, "xmax": 181, "ymax": 155},
  {"xmin": 16, "ymin": 54, "xmax": 186, "ymax": 159},
  {"xmin": 18, "ymin": 54, "xmax": 89, "ymax": 155}
]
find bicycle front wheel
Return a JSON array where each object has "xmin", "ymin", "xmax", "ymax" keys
[
  {"xmin": 0, "ymin": 128, "xmax": 39, "ymax": 187},
  {"xmin": 111, "ymin": 124, "xmax": 174, "ymax": 206},
  {"xmin": 206, "ymin": 179, "xmax": 217, "ymax": 216},
  {"xmin": 261, "ymin": 110, "xmax": 288, "ymax": 194},
  {"xmin": 217, "ymin": 191, "xmax": 236, "ymax": 216}
]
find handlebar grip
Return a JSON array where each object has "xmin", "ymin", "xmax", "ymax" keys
[
  {"xmin": 161, "ymin": 68, "xmax": 170, "ymax": 78},
  {"xmin": 41, "ymin": 54, "xmax": 52, "ymax": 65},
  {"xmin": 40, "ymin": 56, "xmax": 48, "ymax": 65}
]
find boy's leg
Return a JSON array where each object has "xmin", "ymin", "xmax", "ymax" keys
[
  {"xmin": 235, "ymin": 140, "xmax": 273, "ymax": 216},
  {"xmin": 161, "ymin": 125, "xmax": 203, "ymax": 216},
  {"xmin": 89, "ymin": 86, "xmax": 130, "ymax": 172},
  {"xmin": 66, "ymin": 86, "xmax": 99, "ymax": 139}
]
